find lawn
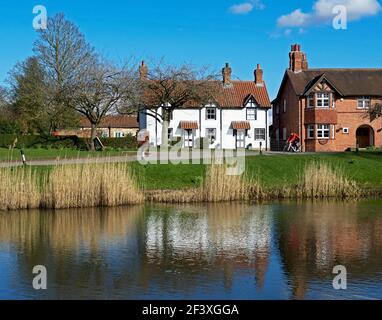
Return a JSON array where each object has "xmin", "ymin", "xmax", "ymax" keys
[
  {"xmin": 6, "ymin": 151, "xmax": 382, "ymax": 191},
  {"xmin": 129, "ymin": 151, "xmax": 382, "ymax": 191},
  {"xmin": 0, "ymin": 148, "xmax": 136, "ymax": 162}
]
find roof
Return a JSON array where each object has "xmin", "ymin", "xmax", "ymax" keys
[
  {"xmin": 143, "ymin": 80, "xmax": 271, "ymax": 109},
  {"xmin": 231, "ymin": 121, "xmax": 251, "ymax": 130},
  {"xmin": 79, "ymin": 115, "xmax": 139, "ymax": 129},
  {"xmin": 284, "ymin": 69, "xmax": 382, "ymax": 98},
  {"xmin": 214, "ymin": 81, "xmax": 271, "ymax": 108},
  {"xmin": 179, "ymin": 121, "xmax": 199, "ymax": 130}
]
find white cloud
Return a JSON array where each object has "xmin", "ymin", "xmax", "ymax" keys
[
  {"xmin": 229, "ymin": 0, "xmax": 265, "ymax": 15},
  {"xmin": 277, "ymin": 0, "xmax": 381, "ymax": 28},
  {"xmin": 278, "ymin": 9, "xmax": 311, "ymax": 27}
]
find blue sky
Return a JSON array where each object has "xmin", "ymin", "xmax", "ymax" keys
[{"xmin": 0, "ymin": 0, "xmax": 381, "ymax": 98}]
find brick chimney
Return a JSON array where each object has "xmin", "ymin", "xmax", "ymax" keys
[
  {"xmin": 254, "ymin": 64, "xmax": 264, "ymax": 86},
  {"xmin": 139, "ymin": 60, "xmax": 148, "ymax": 79},
  {"xmin": 222, "ymin": 63, "xmax": 232, "ymax": 86},
  {"xmin": 289, "ymin": 44, "xmax": 308, "ymax": 73}
]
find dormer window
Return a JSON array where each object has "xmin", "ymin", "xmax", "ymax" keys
[
  {"xmin": 206, "ymin": 107, "xmax": 216, "ymax": 120},
  {"xmin": 246, "ymin": 107, "xmax": 257, "ymax": 120},
  {"xmin": 316, "ymin": 93, "xmax": 330, "ymax": 108},
  {"xmin": 357, "ymin": 96, "xmax": 371, "ymax": 109}
]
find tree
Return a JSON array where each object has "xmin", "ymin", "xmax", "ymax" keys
[
  {"xmin": 369, "ymin": 102, "xmax": 382, "ymax": 122},
  {"xmin": 137, "ymin": 61, "xmax": 219, "ymax": 147},
  {"xmin": 0, "ymin": 86, "xmax": 18, "ymax": 134},
  {"xmin": 33, "ymin": 13, "xmax": 95, "ymax": 131},
  {"xmin": 69, "ymin": 59, "xmax": 138, "ymax": 150},
  {"xmin": 8, "ymin": 57, "xmax": 49, "ymax": 134}
]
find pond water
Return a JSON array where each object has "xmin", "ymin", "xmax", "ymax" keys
[{"xmin": 1, "ymin": 199, "xmax": 382, "ymax": 300}]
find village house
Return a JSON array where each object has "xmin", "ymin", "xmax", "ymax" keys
[
  {"xmin": 139, "ymin": 62, "xmax": 272, "ymax": 150},
  {"xmin": 53, "ymin": 115, "xmax": 139, "ymax": 138},
  {"xmin": 272, "ymin": 44, "xmax": 382, "ymax": 152}
]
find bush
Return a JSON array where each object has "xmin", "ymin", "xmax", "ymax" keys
[{"xmin": 100, "ymin": 134, "xmax": 137, "ymax": 149}]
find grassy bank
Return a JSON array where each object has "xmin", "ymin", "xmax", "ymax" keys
[
  {"xmin": 0, "ymin": 148, "xmax": 136, "ymax": 162},
  {"xmin": 0, "ymin": 151, "xmax": 381, "ymax": 210}
]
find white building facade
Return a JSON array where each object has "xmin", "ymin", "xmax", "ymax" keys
[{"xmin": 140, "ymin": 63, "xmax": 272, "ymax": 150}]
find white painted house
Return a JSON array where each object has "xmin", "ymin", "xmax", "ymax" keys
[{"xmin": 139, "ymin": 63, "xmax": 271, "ymax": 150}]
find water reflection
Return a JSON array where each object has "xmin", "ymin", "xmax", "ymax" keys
[{"xmin": 0, "ymin": 199, "xmax": 382, "ymax": 299}]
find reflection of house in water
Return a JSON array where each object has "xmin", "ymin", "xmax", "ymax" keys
[
  {"xmin": 275, "ymin": 200, "xmax": 382, "ymax": 300},
  {"xmin": 144, "ymin": 203, "xmax": 272, "ymax": 291}
]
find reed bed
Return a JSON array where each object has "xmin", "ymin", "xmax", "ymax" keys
[
  {"xmin": 0, "ymin": 162, "xmax": 144, "ymax": 211},
  {"xmin": 42, "ymin": 162, "xmax": 144, "ymax": 209},
  {"xmin": 0, "ymin": 167, "xmax": 40, "ymax": 211},
  {"xmin": 298, "ymin": 161, "xmax": 360, "ymax": 198},
  {"xmin": 147, "ymin": 164, "xmax": 262, "ymax": 203}
]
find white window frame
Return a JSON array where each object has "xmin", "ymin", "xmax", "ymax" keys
[
  {"xmin": 357, "ymin": 96, "xmax": 371, "ymax": 109},
  {"xmin": 307, "ymin": 124, "xmax": 315, "ymax": 139},
  {"xmin": 307, "ymin": 94, "xmax": 315, "ymax": 108},
  {"xmin": 206, "ymin": 128, "xmax": 216, "ymax": 144},
  {"xmin": 254, "ymin": 128, "xmax": 266, "ymax": 141},
  {"xmin": 206, "ymin": 107, "xmax": 216, "ymax": 120},
  {"xmin": 246, "ymin": 107, "xmax": 257, "ymax": 120},
  {"xmin": 343, "ymin": 127, "xmax": 349, "ymax": 134},
  {"xmin": 317, "ymin": 124, "xmax": 330, "ymax": 139},
  {"xmin": 316, "ymin": 93, "xmax": 330, "ymax": 108}
]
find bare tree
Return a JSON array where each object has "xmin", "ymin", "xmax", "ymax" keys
[
  {"xmin": 136, "ymin": 61, "xmax": 219, "ymax": 147},
  {"xmin": 69, "ymin": 59, "xmax": 138, "ymax": 150},
  {"xmin": 369, "ymin": 102, "xmax": 382, "ymax": 122},
  {"xmin": 33, "ymin": 13, "xmax": 95, "ymax": 131}
]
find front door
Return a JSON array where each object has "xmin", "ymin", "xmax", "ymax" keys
[
  {"xmin": 356, "ymin": 126, "xmax": 372, "ymax": 148},
  {"xmin": 236, "ymin": 129, "xmax": 246, "ymax": 149},
  {"xmin": 184, "ymin": 129, "xmax": 193, "ymax": 148}
]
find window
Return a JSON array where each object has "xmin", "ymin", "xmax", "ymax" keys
[
  {"xmin": 168, "ymin": 128, "xmax": 173, "ymax": 141},
  {"xmin": 246, "ymin": 108, "xmax": 257, "ymax": 120},
  {"xmin": 282, "ymin": 128, "xmax": 287, "ymax": 140},
  {"xmin": 206, "ymin": 128, "xmax": 216, "ymax": 144},
  {"xmin": 316, "ymin": 93, "xmax": 330, "ymax": 108},
  {"xmin": 358, "ymin": 96, "xmax": 371, "ymax": 109},
  {"xmin": 206, "ymin": 107, "xmax": 216, "ymax": 120},
  {"xmin": 343, "ymin": 127, "xmax": 349, "ymax": 134},
  {"xmin": 307, "ymin": 125, "xmax": 315, "ymax": 139},
  {"xmin": 307, "ymin": 94, "xmax": 315, "ymax": 108},
  {"xmin": 275, "ymin": 105, "xmax": 280, "ymax": 114},
  {"xmin": 283, "ymin": 100, "xmax": 287, "ymax": 113},
  {"xmin": 255, "ymin": 128, "xmax": 266, "ymax": 140},
  {"xmin": 115, "ymin": 132, "xmax": 123, "ymax": 138},
  {"xmin": 317, "ymin": 124, "xmax": 330, "ymax": 139},
  {"xmin": 275, "ymin": 129, "xmax": 279, "ymax": 141}
]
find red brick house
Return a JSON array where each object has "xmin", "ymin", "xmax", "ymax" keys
[{"xmin": 272, "ymin": 44, "xmax": 382, "ymax": 152}]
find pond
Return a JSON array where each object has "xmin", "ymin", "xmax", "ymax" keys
[{"xmin": 1, "ymin": 199, "xmax": 382, "ymax": 300}]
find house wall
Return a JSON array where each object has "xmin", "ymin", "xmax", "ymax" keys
[
  {"xmin": 146, "ymin": 104, "xmax": 269, "ymax": 150},
  {"xmin": 272, "ymin": 78, "xmax": 300, "ymax": 151}
]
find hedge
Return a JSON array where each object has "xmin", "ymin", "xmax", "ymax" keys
[{"xmin": 0, "ymin": 134, "xmax": 137, "ymax": 150}]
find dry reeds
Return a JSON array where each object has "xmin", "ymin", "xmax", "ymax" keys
[
  {"xmin": 147, "ymin": 164, "xmax": 262, "ymax": 203},
  {"xmin": 42, "ymin": 163, "xmax": 144, "ymax": 209},
  {"xmin": 0, "ymin": 162, "xmax": 144, "ymax": 211},
  {"xmin": 0, "ymin": 167, "xmax": 40, "ymax": 211},
  {"xmin": 298, "ymin": 161, "xmax": 360, "ymax": 198}
]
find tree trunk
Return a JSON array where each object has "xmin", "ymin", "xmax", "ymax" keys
[
  {"xmin": 161, "ymin": 109, "xmax": 170, "ymax": 148},
  {"xmin": 90, "ymin": 123, "xmax": 97, "ymax": 151}
]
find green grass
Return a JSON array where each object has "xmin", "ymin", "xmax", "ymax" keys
[
  {"xmin": 129, "ymin": 152, "xmax": 382, "ymax": 191},
  {"xmin": 0, "ymin": 148, "xmax": 136, "ymax": 162},
  {"xmin": 4, "ymin": 151, "xmax": 382, "ymax": 191}
]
